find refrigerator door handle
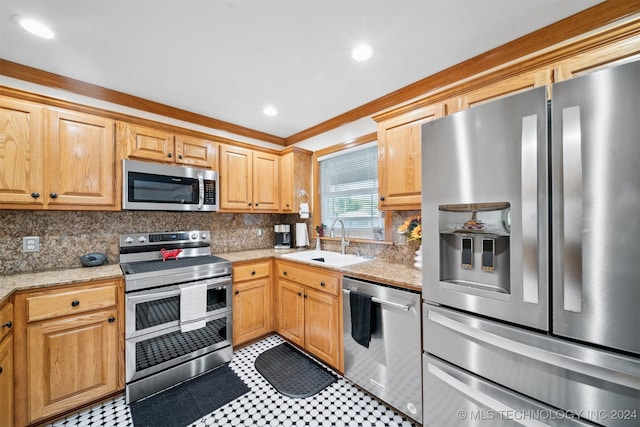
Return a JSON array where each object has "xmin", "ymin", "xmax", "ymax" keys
[
  {"xmin": 560, "ymin": 105, "xmax": 583, "ymax": 313},
  {"xmin": 428, "ymin": 310, "xmax": 640, "ymax": 390},
  {"xmin": 427, "ymin": 362, "xmax": 552, "ymax": 427}
]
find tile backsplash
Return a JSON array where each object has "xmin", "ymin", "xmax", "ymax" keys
[{"xmin": 0, "ymin": 210, "xmax": 420, "ymax": 275}]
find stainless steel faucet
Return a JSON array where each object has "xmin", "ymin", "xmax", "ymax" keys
[{"xmin": 329, "ymin": 218, "xmax": 349, "ymax": 254}]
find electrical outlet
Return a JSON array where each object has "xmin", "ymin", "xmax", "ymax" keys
[
  {"xmin": 23, "ymin": 236, "xmax": 40, "ymax": 252},
  {"xmin": 256, "ymin": 228, "xmax": 263, "ymax": 237}
]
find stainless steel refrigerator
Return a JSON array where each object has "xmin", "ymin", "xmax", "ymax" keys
[{"xmin": 421, "ymin": 59, "xmax": 639, "ymax": 426}]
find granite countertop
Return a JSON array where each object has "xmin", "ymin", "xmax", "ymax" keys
[
  {"xmin": 0, "ymin": 264, "xmax": 124, "ymax": 301},
  {"xmin": 219, "ymin": 248, "xmax": 422, "ymax": 292},
  {"xmin": 0, "ymin": 249, "xmax": 421, "ymax": 302}
]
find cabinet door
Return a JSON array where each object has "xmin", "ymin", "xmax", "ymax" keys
[
  {"xmin": 175, "ymin": 134, "xmax": 216, "ymax": 168},
  {"xmin": 46, "ymin": 108, "xmax": 116, "ymax": 208},
  {"xmin": 0, "ymin": 335, "xmax": 13, "ymax": 427},
  {"xmin": 252, "ymin": 151, "xmax": 279, "ymax": 212},
  {"xmin": 277, "ymin": 280, "xmax": 305, "ymax": 348},
  {"xmin": 119, "ymin": 122, "xmax": 174, "ymax": 163},
  {"xmin": 377, "ymin": 104, "xmax": 445, "ymax": 210},
  {"xmin": 0, "ymin": 97, "xmax": 44, "ymax": 207},
  {"xmin": 219, "ymin": 144, "xmax": 252, "ymax": 210},
  {"xmin": 233, "ymin": 277, "xmax": 271, "ymax": 346},
  {"xmin": 279, "ymin": 152, "xmax": 294, "ymax": 212},
  {"xmin": 305, "ymin": 287, "xmax": 341, "ymax": 370},
  {"xmin": 27, "ymin": 309, "xmax": 118, "ymax": 423}
]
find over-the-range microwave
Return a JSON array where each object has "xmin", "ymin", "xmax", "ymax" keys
[{"xmin": 122, "ymin": 159, "xmax": 218, "ymax": 212}]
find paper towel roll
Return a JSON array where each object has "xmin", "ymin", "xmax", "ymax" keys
[
  {"xmin": 299, "ymin": 203, "xmax": 309, "ymax": 219},
  {"xmin": 295, "ymin": 223, "xmax": 309, "ymax": 248}
]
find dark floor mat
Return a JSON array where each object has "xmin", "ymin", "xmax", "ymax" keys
[
  {"xmin": 254, "ymin": 342, "xmax": 338, "ymax": 398},
  {"xmin": 130, "ymin": 364, "xmax": 249, "ymax": 427}
]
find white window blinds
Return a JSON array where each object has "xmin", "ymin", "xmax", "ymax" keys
[{"xmin": 318, "ymin": 143, "xmax": 384, "ymax": 240}]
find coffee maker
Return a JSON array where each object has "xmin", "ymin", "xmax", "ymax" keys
[{"xmin": 274, "ymin": 224, "xmax": 291, "ymax": 249}]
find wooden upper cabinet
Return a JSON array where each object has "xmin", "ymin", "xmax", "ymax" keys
[
  {"xmin": 46, "ymin": 108, "xmax": 116, "ymax": 209},
  {"xmin": 0, "ymin": 96, "xmax": 44, "ymax": 207},
  {"xmin": 375, "ymin": 103, "xmax": 446, "ymax": 211},
  {"xmin": 452, "ymin": 68, "xmax": 551, "ymax": 113},
  {"xmin": 553, "ymin": 41, "xmax": 640, "ymax": 83},
  {"xmin": 219, "ymin": 144, "xmax": 279, "ymax": 212},
  {"xmin": 118, "ymin": 122, "xmax": 216, "ymax": 168},
  {"xmin": 252, "ymin": 151, "xmax": 279, "ymax": 212},
  {"xmin": 0, "ymin": 100, "xmax": 117, "ymax": 210},
  {"xmin": 279, "ymin": 148, "xmax": 312, "ymax": 213}
]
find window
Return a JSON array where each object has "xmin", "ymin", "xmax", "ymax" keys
[{"xmin": 318, "ymin": 142, "xmax": 384, "ymax": 240}]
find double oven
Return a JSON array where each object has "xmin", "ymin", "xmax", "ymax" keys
[{"xmin": 119, "ymin": 230, "xmax": 233, "ymax": 403}]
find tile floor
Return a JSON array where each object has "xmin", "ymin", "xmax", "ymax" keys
[{"xmin": 46, "ymin": 335, "xmax": 419, "ymax": 427}]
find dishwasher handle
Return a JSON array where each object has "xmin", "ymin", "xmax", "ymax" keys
[{"xmin": 342, "ymin": 288, "xmax": 413, "ymax": 311}]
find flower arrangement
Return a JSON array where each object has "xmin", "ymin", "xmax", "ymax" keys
[
  {"xmin": 398, "ymin": 215, "xmax": 421, "ymax": 242},
  {"xmin": 315, "ymin": 224, "xmax": 326, "ymax": 237}
]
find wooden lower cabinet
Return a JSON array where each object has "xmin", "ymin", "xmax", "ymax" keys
[
  {"xmin": 232, "ymin": 260, "xmax": 273, "ymax": 346},
  {"xmin": 276, "ymin": 261, "xmax": 342, "ymax": 371},
  {"xmin": 14, "ymin": 279, "xmax": 123, "ymax": 426},
  {"xmin": 0, "ymin": 302, "xmax": 14, "ymax": 427}
]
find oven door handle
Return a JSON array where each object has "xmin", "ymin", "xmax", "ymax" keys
[{"xmin": 127, "ymin": 287, "xmax": 180, "ymax": 304}]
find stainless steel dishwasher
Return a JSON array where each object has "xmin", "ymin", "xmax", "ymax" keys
[{"xmin": 342, "ymin": 276, "xmax": 422, "ymax": 424}]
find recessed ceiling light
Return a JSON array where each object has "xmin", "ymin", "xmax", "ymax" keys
[
  {"xmin": 351, "ymin": 43, "xmax": 373, "ymax": 62},
  {"xmin": 263, "ymin": 106, "xmax": 278, "ymax": 117},
  {"xmin": 15, "ymin": 16, "xmax": 55, "ymax": 39}
]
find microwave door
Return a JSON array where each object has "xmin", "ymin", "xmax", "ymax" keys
[{"xmin": 551, "ymin": 60, "xmax": 640, "ymax": 355}]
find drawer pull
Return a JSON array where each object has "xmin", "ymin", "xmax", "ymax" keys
[
  {"xmin": 283, "ymin": 271, "xmax": 288, "ymax": 276},
  {"xmin": 50, "ymin": 192, "xmax": 58, "ymax": 199},
  {"xmin": 320, "ymin": 281, "xmax": 326, "ymax": 287},
  {"xmin": 2, "ymin": 321, "xmax": 12, "ymax": 329},
  {"xmin": 31, "ymin": 192, "xmax": 40, "ymax": 199},
  {"xmin": 108, "ymin": 316, "xmax": 116, "ymax": 323},
  {"xmin": 251, "ymin": 271, "xmax": 256, "ymax": 275},
  {"xmin": 235, "ymin": 290, "xmax": 240, "ymax": 295},
  {"xmin": 71, "ymin": 300, "xmax": 80, "ymax": 307},
  {"xmin": 0, "ymin": 366, "xmax": 3, "ymax": 374}
]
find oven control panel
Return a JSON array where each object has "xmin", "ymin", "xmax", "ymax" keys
[{"xmin": 120, "ymin": 230, "xmax": 210, "ymax": 247}]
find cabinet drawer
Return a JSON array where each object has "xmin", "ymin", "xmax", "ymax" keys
[
  {"xmin": 0, "ymin": 303, "xmax": 13, "ymax": 342},
  {"xmin": 277, "ymin": 262, "xmax": 340, "ymax": 296},
  {"xmin": 26, "ymin": 283, "xmax": 118, "ymax": 323},
  {"xmin": 234, "ymin": 260, "xmax": 271, "ymax": 281}
]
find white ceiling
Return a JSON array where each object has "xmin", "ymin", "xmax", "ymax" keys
[{"xmin": 1, "ymin": 0, "xmax": 604, "ymax": 144}]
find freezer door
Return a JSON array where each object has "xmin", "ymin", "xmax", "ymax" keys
[
  {"xmin": 424, "ymin": 304, "xmax": 640, "ymax": 427},
  {"xmin": 423, "ymin": 355, "xmax": 597, "ymax": 427},
  {"xmin": 551, "ymin": 59, "xmax": 640, "ymax": 355}
]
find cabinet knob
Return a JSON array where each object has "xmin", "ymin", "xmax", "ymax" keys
[
  {"xmin": 297, "ymin": 291, "xmax": 302, "ymax": 297},
  {"xmin": 50, "ymin": 192, "xmax": 58, "ymax": 199},
  {"xmin": 235, "ymin": 290, "xmax": 240, "ymax": 295},
  {"xmin": 255, "ymin": 203, "xmax": 259, "ymax": 207},
  {"xmin": 31, "ymin": 192, "xmax": 40, "ymax": 199},
  {"xmin": 251, "ymin": 271, "xmax": 256, "ymax": 276},
  {"xmin": 0, "ymin": 367, "xmax": 3, "ymax": 375},
  {"xmin": 320, "ymin": 282, "xmax": 326, "ymax": 287},
  {"xmin": 286, "ymin": 204, "xmax": 290, "ymax": 208},
  {"xmin": 178, "ymin": 154, "xmax": 183, "ymax": 159},
  {"xmin": 71, "ymin": 300, "xmax": 80, "ymax": 307},
  {"xmin": 303, "ymin": 294, "xmax": 308, "ymax": 299},
  {"xmin": 380, "ymin": 196, "xmax": 385, "ymax": 201},
  {"xmin": 283, "ymin": 271, "xmax": 287, "ymax": 276},
  {"xmin": 108, "ymin": 316, "xmax": 116, "ymax": 323},
  {"xmin": 167, "ymin": 153, "xmax": 173, "ymax": 158},
  {"xmin": 248, "ymin": 203, "xmax": 252, "ymax": 206},
  {"xmin": 2, "ymin": 321, "xmax": 12, "ymax": 329}
]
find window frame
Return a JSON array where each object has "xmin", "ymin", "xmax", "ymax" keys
[{"xmin": 312, "ymin": 133, "xmax": 392, "ymax": 244}]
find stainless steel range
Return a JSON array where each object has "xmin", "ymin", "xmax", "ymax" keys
[{"xmin": 119, "ymin": 230, "xmax": 232, "ymax": 404}]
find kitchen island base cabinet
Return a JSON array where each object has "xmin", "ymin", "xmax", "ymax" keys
[
  {"xmin": 13, "ymin": 279, "xmax": 124, "ymax": 427},
  {"xmin": 276, "ymin": 261, "xmax": 342, "ymax": 372}
]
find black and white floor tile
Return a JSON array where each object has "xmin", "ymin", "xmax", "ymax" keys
[{"xmin": 47, "ymin": 335, "xmax": 418, "ymax": 427}]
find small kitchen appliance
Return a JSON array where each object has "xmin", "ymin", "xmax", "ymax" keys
[
  {"xmin": 274, "ymin": 224, "xmax": 291, "ymax": 249},
  {"xmin": 119, "ymin": 230, "xmax": 232, "ymax": 403}
]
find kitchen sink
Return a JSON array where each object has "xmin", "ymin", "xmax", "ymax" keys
[{"xmin": 281, "ymin": 250, "xmax": 373, "ymax": 267}]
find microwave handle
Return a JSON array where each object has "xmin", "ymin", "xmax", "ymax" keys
[{"xmin": 198, "ymin": 174, "xmax": 204, "ymax": 210}]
